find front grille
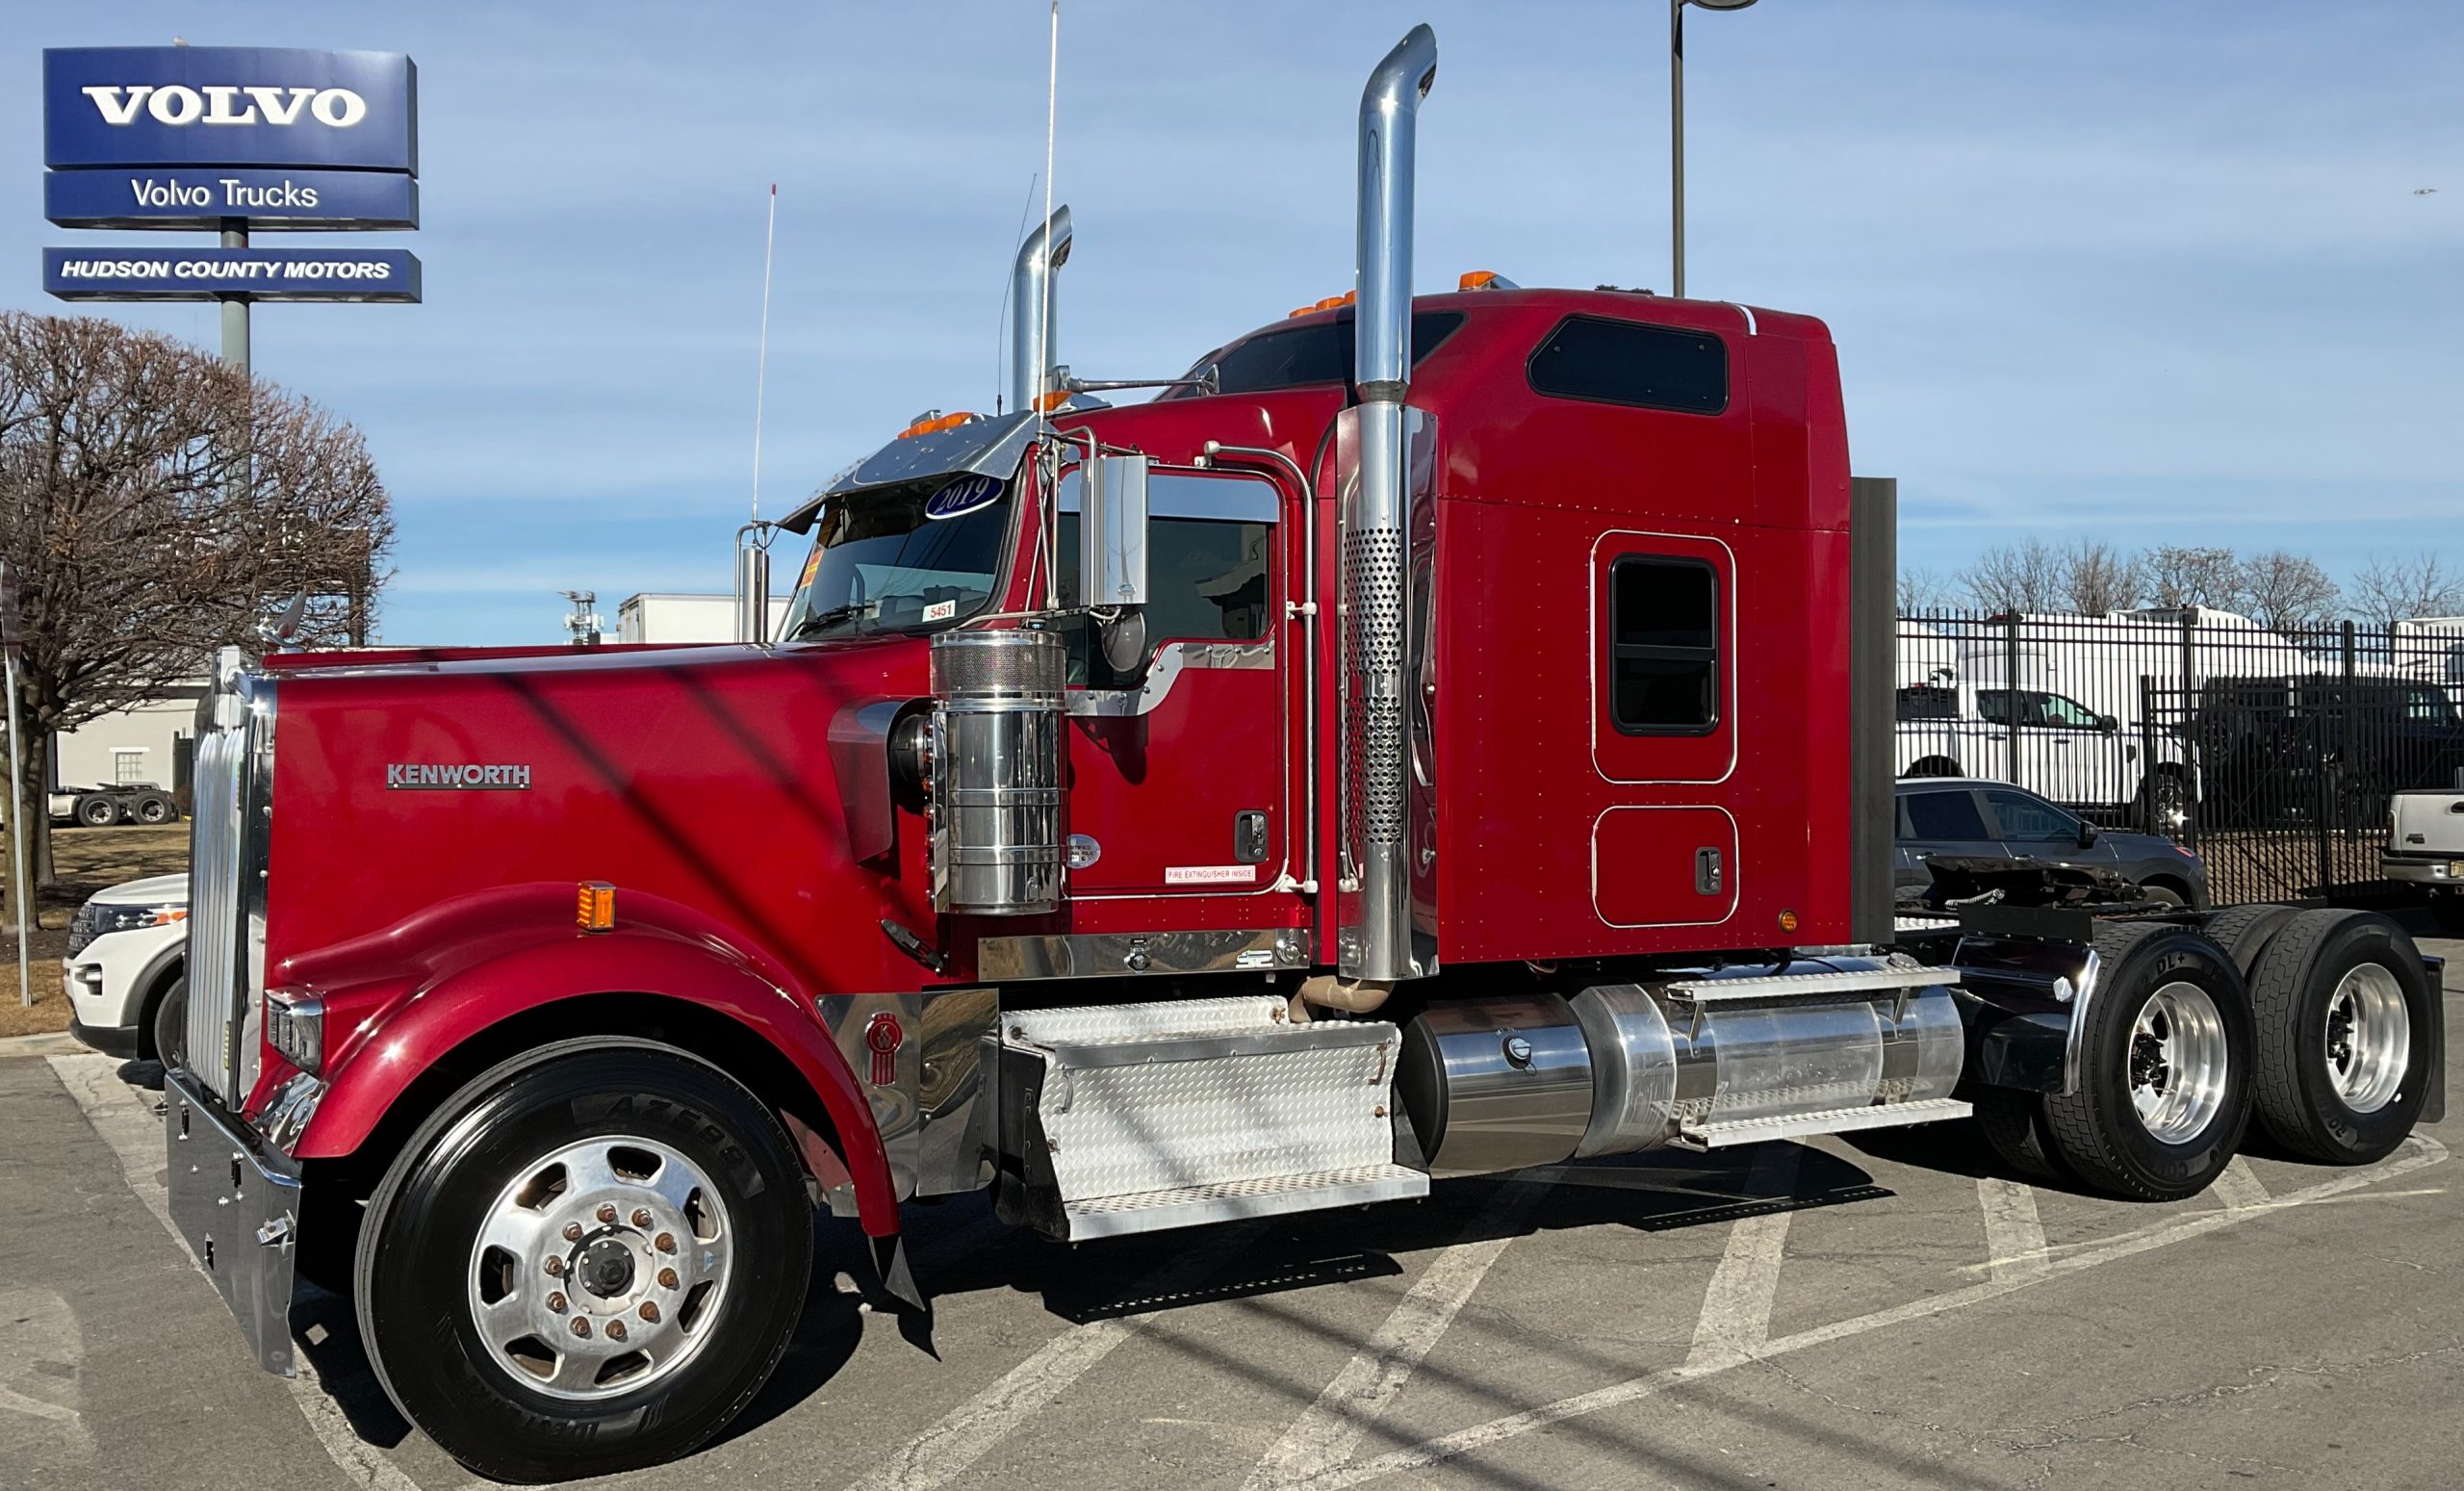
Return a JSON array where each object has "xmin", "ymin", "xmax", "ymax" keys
[{"xmin": 182, "ymin": 661, "xmax": 272, "ymax": 1105}]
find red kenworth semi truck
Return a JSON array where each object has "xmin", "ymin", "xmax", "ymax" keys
[{"xmin": 163, "ymin": 25, "xmax": 2444, "ymax": 1481}]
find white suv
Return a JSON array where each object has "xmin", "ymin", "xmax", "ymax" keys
[{"xmin": 63, "ymin": 873, "xmax": 189, "ymax": 1061}]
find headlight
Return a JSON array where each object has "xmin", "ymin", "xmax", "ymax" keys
[
  {"xmin": 65, "ymin": 901, "xmax": 187, "ymax": 956},
  {"xmin": 266, "ymin": 990, "xmax": 325, "ymax": 1074}
]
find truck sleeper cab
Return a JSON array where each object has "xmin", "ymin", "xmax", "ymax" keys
[{"xmin": 156, "ymin": 24, "xmax": 2446, "ymax": 1483}]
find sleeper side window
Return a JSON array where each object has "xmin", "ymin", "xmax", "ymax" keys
[{"xmin": 1606, "ymin": 555, "xmax": 1719, "ymax": 735}]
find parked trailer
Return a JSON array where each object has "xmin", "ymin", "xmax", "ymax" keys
[
  {"xmin": 47, "ymin": 783, "xmax": 178, "ymax": 827},
  {"xmin": 155, "ymin": 27, "xmax": 2447, "ymax": 1481}
]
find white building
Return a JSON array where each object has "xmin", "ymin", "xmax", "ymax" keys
[
  {"xmin": 50, "ymin": 681, "xmax": 208, "ymax": 793},
  {"xmin": 617, "ymin": 593, "xmax": 790, "ymax": 644}
]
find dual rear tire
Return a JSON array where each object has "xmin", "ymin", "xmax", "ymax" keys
[{"xmin": 1978, "ymin": 909, "xmax": 2437, "ymax": 1195}]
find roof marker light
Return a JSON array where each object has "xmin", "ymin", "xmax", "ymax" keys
[
  {"xmin": 577, "ymin": 882, "xmax": 615, "ymax": 934},
  {"xmin": 1457, "ymin": 270, "xmax": 1520, "ymax": 292}
]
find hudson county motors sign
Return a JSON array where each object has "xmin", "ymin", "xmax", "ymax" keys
[{"xmin": 43, "ymin": 247, "xmax": 420, "ymax": 303}]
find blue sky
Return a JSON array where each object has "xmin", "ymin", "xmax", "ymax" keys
[{"xmin": 8, "ymin": 2, "xmax": 2458, "ymax": 643}]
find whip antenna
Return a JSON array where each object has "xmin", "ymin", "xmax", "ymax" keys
[{"xmin": 1038, "ymin": 2, "xmax": 1058, "ymax": 426}]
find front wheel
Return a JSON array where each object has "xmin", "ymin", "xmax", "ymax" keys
[
  {"xmin": 149, "ymin": 977, "xmax": 186, "ymax": 1067},
  {"xmin": 355, "ymin": 1042, "xmax": 813, "ymax": 1482},
  {"xmin": 2041, "ymin": 921, "xmax": 2254, "ymax": 1200}
]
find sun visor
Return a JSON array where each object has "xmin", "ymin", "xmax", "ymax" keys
[{"xmin": 775, "ymin": 411, "xmax": 1041, "ymax": 535}]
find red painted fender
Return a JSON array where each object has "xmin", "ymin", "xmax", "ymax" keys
[{"xmin": 291, "ymin": 918, "xmax": 901, "ymax": 1240}]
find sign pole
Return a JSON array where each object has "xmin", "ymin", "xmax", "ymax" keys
[
  {"xmin": 1, "ymin": 563, "xmax": 30, "ymax": 1009},
  {"xmin": 219, "ymin": 224, "xmax": 250, "ymax": 372}
]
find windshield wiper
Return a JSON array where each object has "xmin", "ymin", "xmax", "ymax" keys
[{"xmin": 789, "ymin": 601, "xmax": 878, "ymax": 640}]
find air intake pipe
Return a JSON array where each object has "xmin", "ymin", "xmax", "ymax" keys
[
  {"xmin": 1009, "ymin": 205, "xmax": 1073, "ymax": 414},
  {"xmin": 1342, "ymin": 25, "xmax": 1436, "ymax": 984}
]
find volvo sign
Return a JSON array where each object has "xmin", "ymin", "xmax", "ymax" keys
[
  {"xmin": 43, "ymin": 48, "xmax": 418, "ymax": 173},
  {"xmin": 41, "ymin": 45, "xmax": 423, "ymax": 338}
]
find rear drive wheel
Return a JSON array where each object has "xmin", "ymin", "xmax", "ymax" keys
[
  {"xmin": 2246, "ymin": 909, "xmax": 2433, "ymax": 1165},
  {"xmin": 149, "ymin": 976, "xmax": 186, "ymax": 1068},
  {"xmin": 2042, "ymin": 921, "xmax": 2253, "ymax": 1200},
  {"xmin": 2203, "ymin": 904, "xmax": 2300, "ymax": 979},
  {"xmin": 355, "ymin": 1041, "xmax": 812, "ymax": 1482},
  {"xmin": 75, "ymin": 795, "xmax": 116, "ymax": 827},
  {"xmin": 1973, "ymin": 1087, "xmax": 2071, "ymax": 1184},
  {"xmin": 133, "ymin": 793, "xmax": 175, "ymax": 825}
]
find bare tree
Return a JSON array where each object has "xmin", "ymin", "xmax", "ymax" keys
[
  {"xmin": 2059, "ymin": 538, "xmax": 2143, "ymax": 614},
  {"xmin": 2349, "ymin": 552, "xmax": 2464, "ymax": 630},
  {"xmin": 0, "ymin": 312, "xmax": 394, "ymax": 887},
  {"xmin": 2141, "ymin": 545, "xmax": 2242, "ymax": 610},
  {"xmin": 1960, "ymin": 537, "xmax": 2065, "ymax": 614},
  {"xmin": 1897, "ymin": 564, "xmax": 1952, "ymax": 613},
  {"xmin": 2233, "ymin": 551, "xmax": 2341, "ymax": 631}
]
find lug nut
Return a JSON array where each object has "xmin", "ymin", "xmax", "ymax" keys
[
  {"xmin": 656, "ymin": 1267, "xmax": 680, "ymax": 1290},
  {"xmin": 654, "ymin": 1232, "xmax": 677, "ymax": 1254},
  {"xmin": 596, "ymin": 1203, "xmax": 619, "ymax": 1224},
  {"xmin": 638, "ymin": 1301, "xmax": 661, "ymax": 1323},
  {"xmin": 543, "ymin": 1255, "xmax": 566, "ymax": 1277},
  {"xmin": 606, "ymin": 1320, "xmax": 628, "ymax": 1342},
  {"xmin": 562, "ymin": 1221, "xmax": 583, "ymax": 1243},
  {"xmin": 571, "ymin": 1318, "xmax": 592, "ymax": 1338},
  {"xmin": 546, "ymin": 1292, "xmax": 568, "ymax": 1313},
  {"xmin": 631, "ymin": 1208, "xmax": 654, "ymax": 1229}
]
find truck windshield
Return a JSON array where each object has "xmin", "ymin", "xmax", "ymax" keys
[{"xmin": 781, "ymin": 472, "xmax": 1014, "ymax": 640}]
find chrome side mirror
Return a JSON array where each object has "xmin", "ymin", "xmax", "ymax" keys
[{"xmin": 1082, "ymin": 454, "xmax": 1149, "ymax": 608}]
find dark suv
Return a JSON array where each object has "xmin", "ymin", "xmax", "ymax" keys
[
  {"xmin": 1894, "ymin": 778, "xmax": 2210, "ymax": 908},
  {"xmin": 2193, "ymin": 675, "xmax": 2464, "ymax": 829}
]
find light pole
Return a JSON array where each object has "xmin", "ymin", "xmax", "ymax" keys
[{"xmin": 1671, "ymin": 0, "xmax": 1758, "ymax": 299}]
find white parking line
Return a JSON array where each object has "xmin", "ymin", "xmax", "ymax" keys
[
  {"xmin": 845, "ymin": 1223, "xmax": 1260, "ymax": 1491},
  {"xmin": 45, "ymin": 1055, "xmax": 429, "ymax": 1491},
  {"xmin": 2213, "ymin": 1156, "xmax": 2271, "ymax": 1211},
  {"xmin": 1287, "ymin": 1134, "xmax": 2451, "ymax": 1491},
  {"xmin": 1976, "ymin": 1177, "xmax": 2048, "ymax": 1280},
  {"xmin": 1244, "ymin": 1176, "xmax": 1553, "ymax": 1491},
  {"xmin": 1683, "ymin": 1144, "xmax": 1801, "ymax": 1369}
]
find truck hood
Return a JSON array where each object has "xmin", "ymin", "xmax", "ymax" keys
[
  {"xmin": 257, "ymin": 633, "xmax": 940, "ymax": 1000},
  {"xmin": 95, "ymin": 872, "xmax": 188, "ymax": 907}
]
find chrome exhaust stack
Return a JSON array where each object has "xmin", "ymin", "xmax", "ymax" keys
[
  {"xmin": 1341, "ymin": 25, "xmax": 1438, "ymax": 985},
  {"xmin": 1009, "ymin": 206, "xmax": 1073, "ymax": 414}
]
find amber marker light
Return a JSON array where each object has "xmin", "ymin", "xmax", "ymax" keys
[
  {"xmin": 1778, "ymin": 909, "xmax": 1799, "ymax": 934},
  {"xmin": 578, "ymin": 882, "xmax": 616, "ymax": 934}
]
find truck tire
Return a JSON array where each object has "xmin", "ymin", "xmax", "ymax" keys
[
  {"xmin": 2245, "ymin": 909, "xmax": 2433, "ymax": 1166},
  {"xmin": 75, "ymin": 795, "xmax": 117, "ymax": 827},
  {"xmin": 133, "ymin": 792, "xmax": 175, "ymax": 825},
  {"xmin": 2202, "ymin": 904, "xmax": 2300, "ymax": 979},
  {"xmin": 151, "ymin": 977, "xmax": 186, "ymax": 1069},
  {"xmin": 355, "ymin": 1041, "xmax": 813, "ymax": 1482},
  {"xmin": 1973, "ymin": 1088, "xmax": 2072, "ymax": 1184},
  {"xmin": 2041, "ymin": 921, "xmax": 2253, "ymax": 1201},
  {"xmin": 2141, "ymin": 770, "xmax": 2194, "ymax": 834}
]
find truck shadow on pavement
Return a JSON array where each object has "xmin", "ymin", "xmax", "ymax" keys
[{"xmin": 276, "ymin": 1139, "xmax": 1893, "ymax": 1458}]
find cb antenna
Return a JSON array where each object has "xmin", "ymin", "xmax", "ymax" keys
[
  {"xmin": 751, "ymin": 182, "xmax": 778, "ymax": 523},
  {"xmin": 1036, "ymin": 1, "xmax": 1059, "ymax": 426}
]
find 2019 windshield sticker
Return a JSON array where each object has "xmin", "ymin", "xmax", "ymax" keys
[
  {"xmin": 387, "ymin": 763, "xmax": 532, "ymax": 790},
  {"xmin": 922, "ymin": 473, "xmax": 1002, "ymax": 522}
]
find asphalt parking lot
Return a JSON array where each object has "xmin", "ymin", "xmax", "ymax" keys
[{"xmin": 4, "ymin": 945, "xmax": 2458, "ymax": 1491}]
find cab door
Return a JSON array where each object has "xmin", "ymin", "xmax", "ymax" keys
[{"xmin": 1055, "ymin": 469, "xmax": 1292, "ymax": 900}]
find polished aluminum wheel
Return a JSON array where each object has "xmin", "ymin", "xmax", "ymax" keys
[
  {"xmin": 2126, "ymin": 980, "xmax": 2230, "ymax": 1144},
  {"xmin": 465, "ymin": 1136, "xmax": 733, "ymax": 1401},
  {"xmin": 2323, "ymin": 963, "xmax": 2409, "ymax": 1115}
]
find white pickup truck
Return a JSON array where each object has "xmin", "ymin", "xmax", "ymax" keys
[{"xmin": 2386, "ymin": 787, "xmax": 2464, "ymax": 934}]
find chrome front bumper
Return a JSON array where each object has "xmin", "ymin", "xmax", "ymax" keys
[{"xmin": 165, "ymin": 1068, "xmax": 300, "ymax": 1375}]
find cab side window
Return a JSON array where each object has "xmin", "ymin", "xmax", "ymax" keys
[
  {"xmin": 1056, "ymin": 512, "xmax": 1271, "ymax": 688},
  {"xmin": 1605, "ymin": 554, "xmax": 1719, "ymax": 734}
]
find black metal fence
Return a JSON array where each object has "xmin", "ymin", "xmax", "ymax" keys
[{"xmin": 1897, "ymin": 607, "xmax": 2464, "ymax": 905}]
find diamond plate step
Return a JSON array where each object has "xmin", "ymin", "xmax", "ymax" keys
[
  {"xmin": 1673, "ymin": 1096, "xmax": 1973, "ymax": 1150},
  {"xmin": 1662, "ymin": 965, "xmax": 1960, "ymax": 1007},
  {"xmin": 999, "ymin": 995, "xmax": 1417, "ymax": 1241},
  {"xmin": 1061, "ymin": 1164, "xmax": 1429, "ymax": 1240}
]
